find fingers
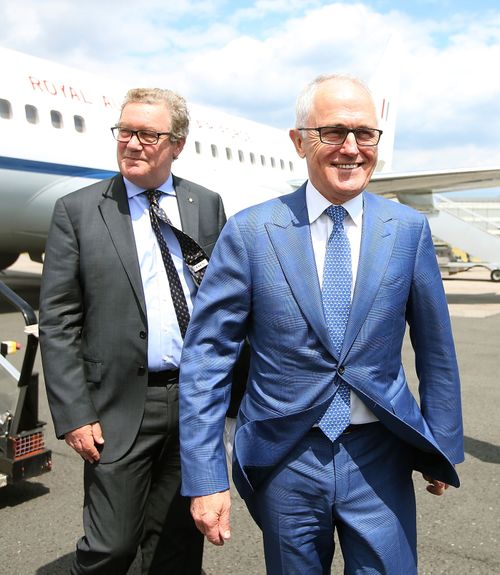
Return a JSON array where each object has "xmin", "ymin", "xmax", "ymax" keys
[
  {"xmin": 191, "ymin": 492, "xmax": 231, "ymax": 546},
  {"xmin": 218, "ymin": 503, "xmax": 231, "ymax": 544},
  {"xmin": 65, "ymin": 423, "xmax": 104, "ymax": 463},
  {"xmin": 423, "ymin": 474, "xmax": 450, "ymax": 496},
  {"xmin": 199, "ymin": 512, "xmax": 225, "ymax": 546},
  {"xmin": 91, "ymin": 422, "xmax": 105, "ymax": 445},
  {"xmin": 426, "ymin": 481, "xmax": 449, "ymax": 496}
]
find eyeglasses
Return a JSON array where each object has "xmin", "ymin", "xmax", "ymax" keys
[
  {"xmin": 111, "ymin": 126, "xmax": 173, "ymax": 145},
  {"xmin": 298, "ymin": 126, "xmax": 383, "ymax": 146}
]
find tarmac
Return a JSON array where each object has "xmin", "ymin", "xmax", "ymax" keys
[{"xmin": 0, "ymin": 256, "xmax": 499, "ymax": 574}]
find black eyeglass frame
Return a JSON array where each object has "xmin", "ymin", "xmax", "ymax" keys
[
  {"xmin": 111, "ymin": 126, "xmax": 174, "ymax": 145},
  {"xmin": 297, "ymin": 126, "xmax": 383, "ymax": 147}
]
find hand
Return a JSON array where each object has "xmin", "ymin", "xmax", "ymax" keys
[
  {"xmin": 65, "ymin": 422, "xmax": 105, "ymax": 463},
  {"xmin": 422, "ymin": 474, "xmax": 450, "ymax": 496},
  {"xmin": 190, "ymin": 491, "xmax": 231, "ymax": 546}
]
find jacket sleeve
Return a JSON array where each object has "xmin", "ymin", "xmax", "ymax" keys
[
  {"xmin": 180, "ymin": 216, "xmax": 251, "ymax": 496},
  {"xmin": 406, "ymin": 217, "xmax": 464, "ymax": 466},
  {"xmin": 39, "ymin": 198, "xmax": 98, "ymax": 438}
]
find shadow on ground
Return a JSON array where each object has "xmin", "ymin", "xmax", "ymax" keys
[
  {"xmin": 464, "ymin": 435, "xmax": 500, "ymax": 464},
  {"xmin": 0, "ymin": 480, "xmax": 50, "ymax": 509}
]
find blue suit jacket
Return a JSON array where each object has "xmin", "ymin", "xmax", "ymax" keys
[{"xmin": 179, "ymin": 185, "xmax": 464, "ymax": 500}]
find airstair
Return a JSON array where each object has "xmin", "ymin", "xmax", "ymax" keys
[{"xmin": 427, "ymin": 194, "xmax": 500, "ymax": 281}]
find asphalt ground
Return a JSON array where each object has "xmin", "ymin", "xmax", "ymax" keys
[{"xmin": 0, "ymin": 257, "xmax": 499, "ymax": 574}]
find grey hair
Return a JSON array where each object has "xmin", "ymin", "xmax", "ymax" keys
[
  {"xmin": 120, "ymin": 88, "xmax": 189, "ymax": 142},
  {"xmin": 294, "ymin": 74, "xmax": 374, "ymax": 128}
]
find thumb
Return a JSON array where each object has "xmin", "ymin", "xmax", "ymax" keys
[
  {"xmin": 219, "ymin": 506, "xmax": 231, "ymax": 541},
  {"xmin": 91, "ymin": 422, "xmax": 105, "ymax": 444}
]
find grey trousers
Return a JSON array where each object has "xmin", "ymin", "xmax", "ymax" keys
[{"xmin": 71, "ymin": 384, "xmax": 203, "ymax": 574}]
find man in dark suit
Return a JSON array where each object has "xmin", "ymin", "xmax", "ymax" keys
[
  {"xmin": 39, "ymin": 88, "xmax": 234, "ymax": 574},
  {"xmin": 179, "ymin": 75, "xmax": 464, "ymax": 573}
]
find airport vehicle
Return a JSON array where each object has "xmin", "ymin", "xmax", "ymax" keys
[
  {"xmin": 0, "ymin": 280, "xmax": 51, "ymax": 488},
  {"xmin": 1, "ymin": 45, "xmax": 500, "ymax": 277},
  {"xmin": 435, "ymin": 240, "xmax": 500, "ymax": 282}
]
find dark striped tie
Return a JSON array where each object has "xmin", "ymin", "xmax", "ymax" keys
[{"xmin": 145, "ymin": 189, "xmax": 208, "ymax": 338}]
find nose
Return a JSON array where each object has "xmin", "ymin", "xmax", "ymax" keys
[
  {"xmin": 340, "ymin": 131, "xmax": 359, "ymax": 154},
  {"xmin": 125, "ymin": 132, "xmax": 143, "ymax": 149}
]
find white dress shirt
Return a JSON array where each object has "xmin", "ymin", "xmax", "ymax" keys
[
  {"xmin": 306, "ymin": 181, "xmax": 378, "ymax": 424},
  {"xmin": 125, "ymin": 175, "xmax": 197, "ymax": 371}
]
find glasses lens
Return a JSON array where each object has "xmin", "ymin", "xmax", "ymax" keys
[
  {"xmin": 354, "ymin": 129, "xmax": 380, "ymax": 145},
  {"xmin": 137, "ymin": 130, "xmax": 159, "ymax": 144},
  {"xmin": 113, "ymin": 128, "xmax": 133, "ymax": 142},
  {"xmin": 319, "ymin": 127, "xmax": 348, "ymax": 144}
]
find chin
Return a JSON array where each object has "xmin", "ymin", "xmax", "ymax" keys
[
  {"xmin": 330, "ymin": 178, "xmax": 363, "ymax": 193},
  {"xmin": 124, "ymin": 168, "xmax": 147, "ymax": 180}
]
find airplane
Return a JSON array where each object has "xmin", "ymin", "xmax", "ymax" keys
[{"xmin": 1, "ymin": 45, "xmax": 500, "ymax": 276}]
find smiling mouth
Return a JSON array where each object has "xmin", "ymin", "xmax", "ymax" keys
[{"xmin": 335, "ymin": 163, "xmax": 361, "ymax": 169}]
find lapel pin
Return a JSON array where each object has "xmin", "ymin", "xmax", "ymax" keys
[{"xmin": 188, "ymin": 197, "xmax": 194, "ymax": 203}]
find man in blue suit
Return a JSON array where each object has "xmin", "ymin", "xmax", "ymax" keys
[{"xmin": 179, "ymin": 75, "xmax": 463, "ymax": 574}]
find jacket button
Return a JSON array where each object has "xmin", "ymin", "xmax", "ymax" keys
[
  {"xmin": 138, "ymin": 365, "xmax": 146, "ymax": 376},
  {"xmin": 140, "ymin": 331, "xmax": 147, "ymax": 339},
  {"xmin": 338, "ymin": 366, "xmax": 345, "ymax": 375}
]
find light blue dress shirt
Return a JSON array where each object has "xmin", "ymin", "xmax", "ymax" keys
[{"xmin": 125, "ymin": 175, "xmax": 197, "ymax": 370}]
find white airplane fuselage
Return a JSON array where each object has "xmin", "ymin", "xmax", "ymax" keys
[{"xmin": 0, "ymin": 46, "xmax": 306, "ymax": 268}]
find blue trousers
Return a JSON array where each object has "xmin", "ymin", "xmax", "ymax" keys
[{"xmin": 246, "ymin": 422, "xmax": 417, "ymax": 574}]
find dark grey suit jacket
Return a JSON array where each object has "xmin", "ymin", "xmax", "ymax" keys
[{"xmin": 39, "ymin": 174, "xmax": 229, "ymax": 463}]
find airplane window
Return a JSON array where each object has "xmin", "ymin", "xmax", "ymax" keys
[
  {"xmin": 260, "ymin": 155, "xmax": 266, "ymax": 166},
  {"xmin": 238, "ymin": 150, "xmax": 244, "ymax": 162},
  {"xmin": 50, "ymin": 110, "xmax": 63, "ymax": 129},
  {"xmin": 0, "ymin": 99, "xmax": 12, "ymax": 119},
  {"xmin": 250, "ymin": 152, "xmax": 256, "ymax": 165},
  {"xmin": 226, "ymin": 147, "xmax": 232, "ymax": 160},
  {"xmin": 280, "ymin": 159, "xmax": 285, "ymax": 170},
  {"xmin": 211, "ymin": 144, "xmax": 218, "ymax": 158},
  {"xmin": 195, "ymin": 141, "xmax": 201, "ymax": 154},
  {"xmin": 270, "ymin": 157, "xmax": 276, "ymax": 168},
  {"xmin": 289, "ymin": 161, "xmax": 294, "ymax": 172},
  {"xmin": 74, "ymin": 115, "xmax": 85, "ymax": 133},
  {"xmin": 25, "ymin": 105, "xmax": 39, "ymax": 124}
]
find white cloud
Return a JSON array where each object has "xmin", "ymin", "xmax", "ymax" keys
[{"xmin": 158, "ymin": 4, "xmax": 400, "ymax": 124}]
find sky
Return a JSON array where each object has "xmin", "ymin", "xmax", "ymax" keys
[{"xmin": 1, "ymin": 0, "xmax": 500, "ymax": 192}]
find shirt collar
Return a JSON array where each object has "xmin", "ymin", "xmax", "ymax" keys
[
  {"xmin": 305, "ymin": 180, "xmax": 363, "ymax": 227},
  {"xmin": 124, "ymin": 173, "xmax": 175, "ymax": 200}
]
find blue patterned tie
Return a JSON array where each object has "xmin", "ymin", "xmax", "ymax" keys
[{"xmin": 318, "ymin": 205, "xmax": 352, "ymax": 441}]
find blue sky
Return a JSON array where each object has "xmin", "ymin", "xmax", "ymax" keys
[{"xmin": 1, "ymin": 0, "xmax": 499, "ymax": 195}]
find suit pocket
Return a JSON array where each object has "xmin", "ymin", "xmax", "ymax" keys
[{"xmin": 83, "ymin": 359, "xmax": 102, "ymax": 384}]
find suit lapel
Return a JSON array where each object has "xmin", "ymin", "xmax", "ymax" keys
[
  {"xmin": 98, "ymin": 176, "xmax": 146, "ymax": 316},
  {"xmin": 265, "ymin": 186, "xmax": 335, "ymax": 357},
  {"xmin": 174, "ymin": 175, "xmax": 199, "ymax": 239},
  {"xmin": 341, "ymin": 192, "xmax": 398, "ymax": 358}
]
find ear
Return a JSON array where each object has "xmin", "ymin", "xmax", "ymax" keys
[
  {"xmin": 173, "ymin": 138, "xmax": 186, "ymax": 160},
  {"xmin": 289, "ymin": 129, "xmax": 306, "ymax": 158}
]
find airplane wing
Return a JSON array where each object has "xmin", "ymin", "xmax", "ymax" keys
[{"xmin": 368, "ymin": 166, "xmax": 500, "ymax": 197}]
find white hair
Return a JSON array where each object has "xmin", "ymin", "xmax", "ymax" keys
[{"xmin": 294, "ymin": 74, "xmax": 374, "ymax": 128}]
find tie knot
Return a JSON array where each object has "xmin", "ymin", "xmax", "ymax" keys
[
  {"xmin": 145, "ymin": 189, "xmax": 161, "ymax": 205},
  {"xmin": 325, "ymin": 205, "xmax": 346, "ymax": 228}
]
